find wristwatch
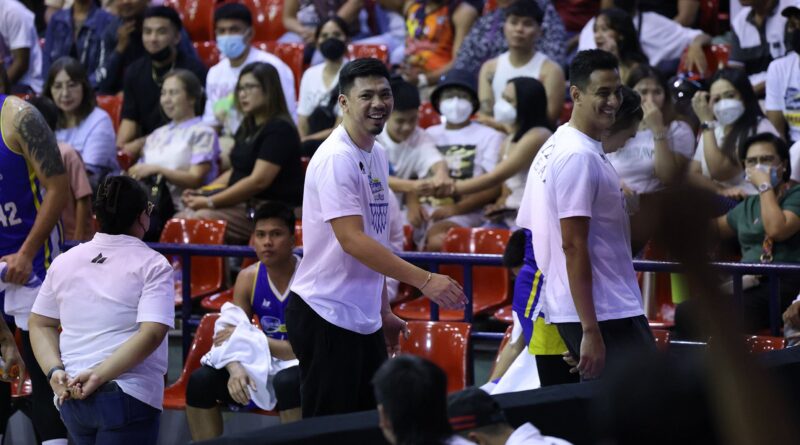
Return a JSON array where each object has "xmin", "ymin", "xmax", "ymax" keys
[
  {"xmin": 758, "ymin": 182, "xmax": 773, "ymax": 193},
  {"xmin": 47, "ymin": 365, "xmax": 65, "ymax": 381},
  {"xmin": 700, "ymin": 121, "xmax": 717, "ymax": 131}
]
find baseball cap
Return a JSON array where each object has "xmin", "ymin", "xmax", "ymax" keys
[{"xmin": 447, "ymin": 387, "xmax": 507, "ymax": 432}]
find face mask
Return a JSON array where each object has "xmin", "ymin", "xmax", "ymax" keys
[
  {"xmin": 149, "ymin": 46, "xmax": 173, "ymax": 62},
  {"xmin": 439, "ymin": 97, "xmax": 473, "ymax": 125},
  {"xmin": 493, "ymin": 98, "xmax": 517, "ymax": 125},
  {"xmin": 217, "ymin": 34, "xmax": 248, "ymax": 59},
  {"xmin": 319, "ymin": 38, "xmax": 347, "ymax": 60},
  {"xmin": 712, "ymin": 98, "xmax": 745, "ymax": 126}
]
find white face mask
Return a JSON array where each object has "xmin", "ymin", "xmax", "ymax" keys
[
  {"xmin": 712, "ymin": 98, "xmax": 745, "ymax": 126},
  {"xmin": 439, "ymin": 97, "xmax": 473, "ymax": 125},
  {"xmin": 493, "ymin": 98, "xmax": 517, "ymax": 125}
]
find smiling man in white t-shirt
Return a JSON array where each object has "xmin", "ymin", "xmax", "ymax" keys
[
  {"xmin": 517, "ymin": 50, "xmax": 655, "ymax": 381},
  {"xmin": 286, "ymin": 58, "xmax": 466, "ymax": 418}
]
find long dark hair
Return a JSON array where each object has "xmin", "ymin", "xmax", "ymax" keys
[
  {"xmin": 709, "ymin": 68, "xmax": 764, "ymax": 158},
  {"xmin": 94, "ymin": 176, "xmax": 149, "ymax": 236},
  {"xmin": 43, "ymin": 57, "xmax": 96, "ymax": 128},
  {"xmin": 626, "ymin": 64, "xmax": 676, "ymax": 125},
  {"xmin": 234, "ymin": 62, "xmax": 291, "ymax": 136},
  {"xmin": 373, "ymin": 356, "xmax": 452, "ymax": 445},
  {"xmin": 509, "ymin": 77, "xmax": 550, "ymax": 142},
  {"xmin": 597, "ymin": 8, "xmax": 647, "ymax": 67},
  {"xmin": 609, "ymin": 86, "xmax": 644, "ymax": 133}
]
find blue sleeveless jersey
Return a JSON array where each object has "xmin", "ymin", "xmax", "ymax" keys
[
  {"xmin": 511, "ymin": 229, "xmax": 544, "ymax": 345},
  {"xmin": 0, "ymin": 94, "xmax": 62, "ymax": 280},
  {"xmin": 251, "ymin": 262, "xmax": 290, "ymax": 340}
]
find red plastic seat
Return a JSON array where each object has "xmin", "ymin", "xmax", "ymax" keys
[
  {"xmin": 200, "ymin": 288, "xmax": 234, "ymax": 312},
  {"xmin": 395, "ymin": 228, "xmax": 511, "ymax": 321},
  {"xmin": 696, "ymin": 0, "xmax": 720, "ymax": 36},
  {"xmin": 398, "ymin": 321, "xmax": 472, "ymax": 393},
  {"xmin": 483, "ymin": 0, "xmax": 498, "ymax": 14},
  {"xmin": 160, "ymin": 219, "xmax": 227, "ymax": 306},
  {"xmin": 294, "ymin": 220, "xmax": 303, "ymax": 247},
  {"xmin": 164, "ymin": 313, "xmax": 218, "ymax": 409},
  {"xmin": 488, "ymin": 324, "xmax": 514, "ymax": 377},
  {"xmin": 10, "ymin": 329, "xmax": 31, "ymax": 399},
  {"xmin": 559, "ymin": 101, "xmax": 572, "ymax": 125},
  {"xmin": 347, "ymin": 43, "xmax": 389, "ymax": 65},
  {"xmin": 492, "ymin": 304, "xmax": 513, "ymax": 325},
  {"xmin": 116, "ymin": 151, "xmax": 133, "ymax": 172},
  {"xmin": 652, "ymin": 329, "xmax": 671, "ymax": 353},
  {"xmin": 418, "ymin": 102, "xmax": 441, "ymax": 129},
  {"xmin": 402, "ymin": 224, "xmax": 415, "ymax": 251},
  {"xmin": 164, "ymin": 0, "xmax": 214, "ymax": 42},
  {"xmin": 96, "ymin": 94, "xmax": 122, "ymax": 133},
  {"xmin": 745, "ymin": 335, "xmax": 785, "ymax": 354},
  {"xmin": 193, "ymin": 40, "xmax": 221, "ymax": 68},
  {"xmin": 254, "ymin": 41, "xmax": 304, "ymax": 94},
  {"xmin": 243, "ymin": 0, "xmax": 286, "ymax": 42},
  {"xmin": 677, "ymin": 43, "xmax": 730, "ymax": 79}
]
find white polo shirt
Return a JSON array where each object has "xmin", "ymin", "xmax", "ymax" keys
[
  {"xmin": 517, "ymin": 124, "xmax": 644, "ymax": 324},
  {"xmin": 31, "ymin": 233, "xmax": 175, "ymax": 409},
  {"xmin": 290, "ymin": 125, "xmax": 391, "ymax": 334}
]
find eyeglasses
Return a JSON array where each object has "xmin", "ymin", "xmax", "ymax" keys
[
  {"xmin": 146, "ymin": 201, "xmax": 154, "ymax": 216},
  {"xmin": 744, "ymin": 155, "xmax": 777, "ymax": 167},
  {"xmin": 236, "ymin": 83, "xmax": 262, "ymax": 94}
]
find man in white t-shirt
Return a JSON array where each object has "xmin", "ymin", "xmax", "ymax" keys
[
  {"xmin": 286, "ymin": 58, "xmax": 465, "ymax": 418},
  {"xmin": 517, "ymin": 49, "xmax": 655, "ymax": 380},
  {"xmin": 766, "ymin": 5, "xmax": 800, "ymax": 143},
  {"xmin": 729, "ymin": 0, "xmax": 792, "ymax": 93},
  {"xmin": 203, "ymin": 3, "xmax": 297, "ymax": 136},
  {"xmin": 0, "ymin": 0, "xmax": 44, "ymax": 93},
  {"xmin": 422, "ymin": 69, "xmax": 505, "ymax": 252},
  {"xmin": 376, "ymin": 79, "xmax": 449, "ymax": 226}
]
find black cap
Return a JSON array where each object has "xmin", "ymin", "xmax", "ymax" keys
[
  {"xmin": 430, "ymin": 69, "xmax": 479, "ymax": 115},
  {"xmin": 782, "ymin": 4, "xmax": 800, "ymax": 18},
  {"xmin": 214, "ymin": 2, "xmax": 253, "ymax": 25},
  {"xmin": 447, "ymin": 387, "xmax": 507, "ymax": 432}
]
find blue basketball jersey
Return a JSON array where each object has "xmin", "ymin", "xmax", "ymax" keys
[
  {"xmin": 251, "ymin": 262, "xmax": 291, "ymax": 340},
  {"xmin": 0, "ymin": 94, "xmax": 61, "ymax": 280}
]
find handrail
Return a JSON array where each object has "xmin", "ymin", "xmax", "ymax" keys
[{"xmin": 62, "ymin": 241, "xmax": 799, "ymax": 358}]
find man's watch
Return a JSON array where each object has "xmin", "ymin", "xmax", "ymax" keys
[
  {"xmin": 700, "ymin": 121, "xmax": 717, "ymax": 131},
  {"xmin": 47, "ymin": 365, "xmax": 65, "ymax": 381},
  {"xmin": 758, "ymin": 182, "xmax": 773, "ymax": 193}
]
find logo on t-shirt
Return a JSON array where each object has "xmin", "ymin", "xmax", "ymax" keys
[
  {"xmin": 91, "ymin": 253, "xmax": 108, "ymax": 264},
  {"xmin": 784, "ymin": 87, "xmax": 800, "ymax": 129},
  {"xmin": 369, "ymin": 203, "xmax": 389, "ymax": 233}
]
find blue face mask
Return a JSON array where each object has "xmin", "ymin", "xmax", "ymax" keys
[
  {"xmin": 751, "ymin": 164, "xmax": 782, "ymax": 188},
  {"xmin": 217, "ymin": 34, "xmax": 248, "ymax": 59}
]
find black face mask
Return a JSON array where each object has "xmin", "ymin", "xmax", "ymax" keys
[
  {"xmin": 792, "ymin": 29, "xmax": 800, "ymax": 54},
  {"xmin": 319, "ymin": 38, "xmax": 347, "ymax": 61},
  {"xmin": 150, "ymin": 46, "xmax": 173, "ymax": 63}
]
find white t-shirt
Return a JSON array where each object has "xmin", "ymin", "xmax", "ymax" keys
[
  {"xmin": 297, "ymin": 62, "xmax": 343, "ymax": 117},
  {"xmin": 578, "ymin": 13, "xmax": 701, "ymax": 67},
  {"xmin": 506, "ymin": 422, "xmax": 573, "ymax": 445},
  {"xmin": 517, "ymin": 124, "xmax": 644, "ymax": 323},
  {"xmin": 607, "ymin": 120, "xmax": 696, "ymax": 194},
  {"xmin": 491, "ymin": 51, "xmax": 549, "ymax": 105},
  {"xmin": 378, "ymin": 126, "xmax": 443, "ymax": 204},
  {"xmin": 789, "ymin": 140, "xmax": 800, "ymax": 183},
  {"xmin": 766, "ymin": 51, "xmax": 800, "ymax": 143},
  {"xmin": 202, "ymin": 47, "xmax": 297, "ymax": 133},
  {"xmin": 31, "ymin": 233, "xmax": 175, "ymax": 409},
  {"xmin": 502, "ymin": 137, "xmax": 529, "ymax": 209},
  {"xmin": 290, "ymin": 125, "xmax": 391, "ymax": 334},
  {"xmin": 731, "ymin": 2, "xmax": 789, "ymax": 85},
  {"xmin": 423, "ymin": 122, "xmax": 504, "ymax": 208},
  {"xmin": 692, "ymin": 117, "xmax": 778, "ymax": 193},
  {"xmin": 0, "ymin": 0, "xmax": 43, "ymax": 92}
]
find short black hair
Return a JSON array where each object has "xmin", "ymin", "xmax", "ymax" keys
[
  {"xmin": 214, "ymin": 2, "xmax": 252, "ymax": 26},
  {"xmin": 339, "ymin": 58, "xmax": 391, "ymax": 96},
  {"xmin": 27, "ymin": 96, "xmax": 59, "ymax": 131},
  {"xmin": 505, "ymin": 0, "xmax": 544, "ymax": 23},
  {"xmin": 314, "ymin": 16, "xmax": 350, "ymax": 41},
  {"xmin": 252, "ymin": 202, "xmax": 296, "ymax": 232},
  {"xmin": 503, "ymin": 229, "xmax": 527, "ymax": 269},
  {"xmin": 569, "ymin": 49, "xmax": 619, "ymax": 90},
  {"xmin": 390, "ymin": 77, "xmax": 421, "ymax": 111},
  {"xmin": 94, "ymin": 176, "xmax": 149, "ymax": 235},
  {"xmin": 739, "ymin": 132, "xmax": 792, "ymax": 182},
  {"xmin": 609, "ymin": 85, "xmax": 643, "ymax": 133},
  {"xmin": 143, "ymin": 5, "xmax": 183, "ymax": 31}
]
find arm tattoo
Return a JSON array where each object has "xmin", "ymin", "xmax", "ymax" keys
[{"xmin": 13, "ymin": 105, "xmax": 66, "ymax": 177}]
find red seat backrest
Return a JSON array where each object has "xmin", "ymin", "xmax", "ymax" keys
[
  {"xmin": 160, "ymin": 219, "xmax": 227, "ymax": 303},
  {"xmin": 163, "ymin": 313, "xmax": 219, "ymax": 409},
  {"xmin": 418, "ymin": 102, "xmax": 441, "ymax": 129},
  {"xmin": 488, "ymin": 324, "xmax": 514, "ymax": 377},
  {"xmin": 243, "ymin": 0, "xmax": 287, "ymax": 42},
  {"xmin": 96, "ymin": 95, "xmax": 123, "ymax": 133},
  {"xmin": 745, "ymin": 335, "xmax": 785, "ymax": 354},
  {"xmin": 677, "ymin": 44, "xmax": 730, "ymax": 79},
  {"xmin": 294, "ymin": 220, "xmax": 303, "ymax": 247},
  {"xmin": 347, "ymin": 43, "xmax": 390, "ymax": 65},
  {"xmin": 165, "ymin": 0, "xmax": 214, "ymax": 42},
  {"xmin": 193, "ymin": 41, "xmax": 221, "ymax": 69},
  {"xmin": 652, "ymin": 329, "xmax": 671, "ymax": 352},
  {"xmin": 398, "ymin": 321, "xmax": 472, "ymax": 393},
  {"xmin": 254, "ymin": 41, "xmax": 304, "ymax": 94},
  {"xmin": 116, "ymin": 150, "xmax": 132, "ymax": 172}
]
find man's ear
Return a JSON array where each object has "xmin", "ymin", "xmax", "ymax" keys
[
  {"xmin": 569, "ymin": 85, "xmax": 581, "ymax": 105},
  {"xmin": 338, "ymin": 94, "xmax": 348, "ymax": 113}
]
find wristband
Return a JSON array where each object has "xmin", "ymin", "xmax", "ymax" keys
[
  {"xmin": 47, "ymin": 365, "xmax": 65, "ymax": 381},
  {"xmin": 419, "ymin": 272, "xmax": 433, "ymax": 291},
  {"xmin": 652, "ymin": 130, "xmax": 668, "ymax": 141},
  {"xmin": 700, "ymin": 121, "xmax": 717, "ymax": 131}
]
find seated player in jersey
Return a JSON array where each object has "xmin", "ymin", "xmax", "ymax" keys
[{"xmin": 185, "ymin": 202, "xmax": 301, "ymax": 441}]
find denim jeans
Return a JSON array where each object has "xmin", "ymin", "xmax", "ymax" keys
[{"xmin": 59, "ymin": 382, "xmax": 161, "ymax": 445}]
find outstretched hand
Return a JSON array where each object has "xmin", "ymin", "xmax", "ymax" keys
[{"xmin": 422, "ymin": 274, "xmax": 466, "ymax": 310}]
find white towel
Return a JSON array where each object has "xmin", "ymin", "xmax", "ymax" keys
[
  {"xmin": 0, "ymin": 262, "xmax": 42, "ymax": 331},
  {"xmin": 200, "ymin": 302, "xmax": 298, "ymax": 410}
]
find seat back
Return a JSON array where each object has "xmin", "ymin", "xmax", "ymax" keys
[
  {"xmin": 347, "ymin": 43, "xmax": 390, "ymax": 64},
  {"xmin": 164, "ymin": 313, "xmax": 219, "ymax": 409},
  {"xmin": 116, "ymin": 151, "xmax": 133, "ymax": 172},
  {"xmin": 559, "ymin": 101, "xmax": 573, "ymax": 125},
  {"xmin": 677, "ymin": 44, "xmax": 730, "ymax": 79},
  {"xmin": 164, "ymin": 0, "xmax": 214, "ymax": 41},
  {"xmin": 488, "ymin": 324, "xmax": 514, "ymax": 377},
  {"xmin": 440, "ymin": 228, "xmax": 511, "ymax": 314},
  {"xmin": 399, "ymin": 321, "xmax": 472, "ymax": 393},
  {"xmin": 745, "ymin": 335, "xmax": 785, "ymax": 354},
  {"xmin": 242, "ymin": 0, "xmax": 287, "ymax": 42},
  {"xmin": 160, "ymin": 219, "xmax": 227, "ymax": 304},
  {"xmin": 697, "ymin": 0, "xmax": 720, "ymax": 36},
  {"xmin": 418, "ymin": 102, "xmax": 441, "ymax": 128},
  {"xmin": 193, "ymin": 40, "xmax": 221, "ymax": 68},
  {"xmin": 652, "ymin": 329, "xmax": 671, "ymax": 352},
  {"xmin": 255, "ymin": 41, "xmax": 304, "ymax": 94},
  {"xmin": 96, "ymin": 95, "xmax": 123, "ymax": 133},
  {"xmin": 294, "ymin": 220, "xmax": 303, "ymax": 247}
]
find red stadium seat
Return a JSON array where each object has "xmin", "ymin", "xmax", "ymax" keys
[
  {"xmin": 697, "ymin": 0, "xmax": 721, "ymax": 36},
  {"xmin": 398, "ymin": 321, "xmax": 472, "ymax": 393},
  {"xmin": 10, "ymin": 329, "xmax": 31, "ymax": 399},
  {"xmin": 395, "ymin": 228, "xmax": 511, "ymax": 321},
  {"xmin": 677, "ymin": 44, "xmax": 730, "ymax": 79},
  {"xmin": 193, "ymin": 40, "xmax": 221, "ymax": 68},
  {"xmin": 116, "ymin": 151, "xmax": 133, "ymax": 172},
  {"xmin": 347, "ymin": 43, "xmax": 390, "ymax": 65},
  {"xmin": 402, "ymin": 224, "xmax": 415, "ymax": 251},
  {"xmin": 652, "ymin": 329, "xmax": 671, "ymax": 352},
  {"xmin": 254, "ymin": 41, "xmax": 304, "ymax": 94},
  {"xmin": 301, "ymin": 156, "xmax": 310, "ymax": 174},
  {"xmin": 559, "ymin": 101, "xmax": 573, "ymax": 125},
  {"xmin": 294, "ymin": 220, "xmax": 303, "ymax": 247},
  {"xmin": 160, "ymin": 219, "xmax": 227, "ymax": 305},
  {"xmin": 164, "ymin": 313, "xmax": 218, "ymax": 409},
  {"xmin": 96, "ymin": 94, "xmax": 123, "ymax": 133},
  {"xmin": 200, "ymin": 288, "xmax": 234, "ymax": 312},
  {"xmin": 492, "ymin": 304, "xmax": 514, "ymax": 325},
  {"xmin": 483, "ymin": 0, "xmax": 498, "ymax": 14},
  {"xmin": 164, "ymin": 0, "xmax": 214, "ymax": 42},
  {"xmin": 418, "ymin": 102, "xmax": 441, "ymax": 128},
  {"xmin": 488, "ymin": 324, "xmax": 514, "ymax": 377},
  {"xmin": 243, "ymin": 0, "xmax": 287, "ymax": 42},
  {"xmin": 744, "ymin": 335, "xmax": 785, "ymax": 354}
]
